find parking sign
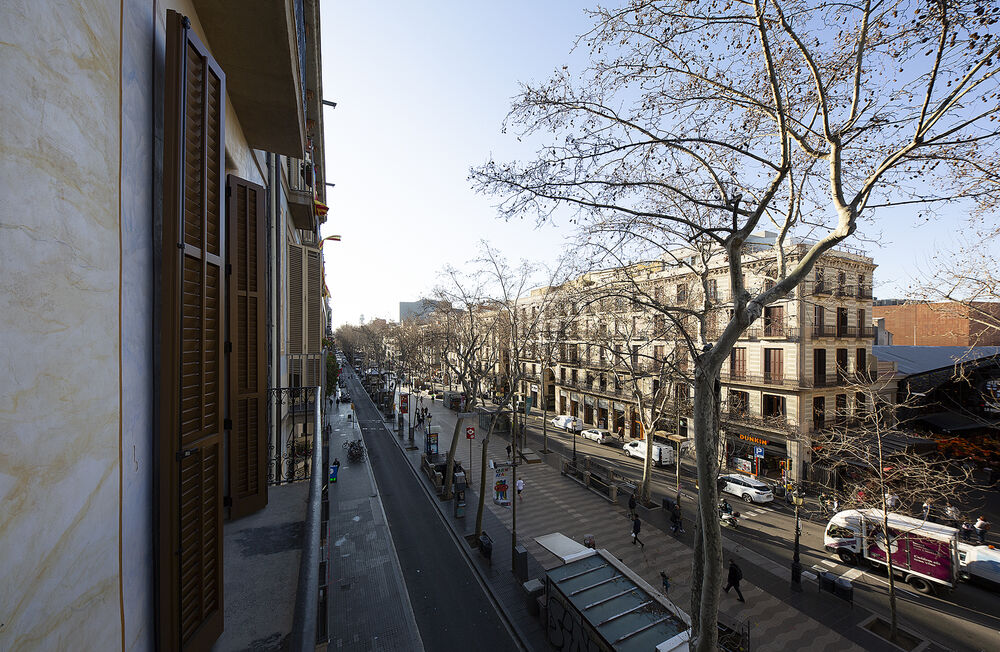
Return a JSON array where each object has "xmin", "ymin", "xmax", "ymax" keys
[{"xmin": 754, "ymin": 446, "xmax": 764, "ymax": 458}]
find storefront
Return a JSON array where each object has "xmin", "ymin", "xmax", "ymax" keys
[
  {"xmin": 570, "ymin": 392, "xmax": 580, "ymax": 419},
  {"xmin": 597, "ymin": 399, "xmax": 609, "ymax": 429},
  {"xmin": 613, "ymin": 402, "xmax": 626, "ymax": 437},
  {"xmin": 584, "ymin": 395, "xmax": 595, "ymax": 425},
  {"xmin": 559, "ymin": 390, "xmax": 568, "ymax": 415},
  {"xmin": 724, "ymin": 431, "xmax": 790, "ymax": 483}
]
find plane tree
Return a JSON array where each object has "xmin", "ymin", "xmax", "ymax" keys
[{"xmin": 472, "ymin": 1, "xmax": 1000, "ymax": 647}]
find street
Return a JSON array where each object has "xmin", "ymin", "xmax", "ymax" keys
[{"xmin": 340, "ymin": 371, "xmax": 522, "ymax": 652}]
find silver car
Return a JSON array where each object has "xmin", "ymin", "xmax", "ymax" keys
[
  {"xmin": 580, "ymin": 428, "xmax": 615, "ymax": 445},
  {"xmin": 719, "ymin": 474, "xmax": 774, "ymax": 503}
]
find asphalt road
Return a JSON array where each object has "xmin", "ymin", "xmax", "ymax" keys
[
  {"xmin": 341, "ymin": 371, "xmax": 521, "ymax": 652},
  {"xmin": 511, "ymin": 408, "xmax": 1000, "ymax": 652}
]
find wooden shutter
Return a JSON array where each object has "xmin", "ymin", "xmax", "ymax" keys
[
  {"xmin": 306, "ymin": 248, "xmax": 321, "ymax": 385},
  {"xmin": 227, "ymin": 175, "xmax": 267, "ymax": 518},
  {"xmin": 158, "ymin": 11, "xmax": 226, "ymax": 651}
]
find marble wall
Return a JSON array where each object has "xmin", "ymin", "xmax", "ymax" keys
[{"xmin": 0, "ymin": 0, "xmax": 125, "ymax": 649}]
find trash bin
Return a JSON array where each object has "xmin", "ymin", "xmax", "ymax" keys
[
  {"xmin": 514, "ymin": 544, "xmax": 528, "ymax": 582},
  {"xmin": 479, "ymin": 532, "xmax": 493, "ymax": 560},
  {"xmin": 819, "ymin": 571, "xmax": 837, "ymax": 594},
  {"xmin": 834, "ymin": 577, "xmax": 854, "ymax": 603},
  {"xmin": 454, "ymin": 489, "xmax": 466, "ymax": 518},
  {"xmin": 523, "ymin": 579, "xmax": 544, "ymax": 616},
  {"xmin": 454, "ymin": 471, "xmax": 467, "ymax": 490}
]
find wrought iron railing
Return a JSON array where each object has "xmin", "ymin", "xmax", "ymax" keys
[{"xmin": 268, "ymin": 386, "xmax": 323, "ymax": 485}]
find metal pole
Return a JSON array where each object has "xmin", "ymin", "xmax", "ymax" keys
[{"xmin": 791, "ymin": 493, "xmax": 803, "ymax": 591}]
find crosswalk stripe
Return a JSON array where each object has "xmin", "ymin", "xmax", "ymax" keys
[
  {"xmin": 842, "ymin": 568, "xmax": 864, "ymax": 581},
  {"xmin": 819, "ymin": 559, "xmax": 837, "ymax": 568}
]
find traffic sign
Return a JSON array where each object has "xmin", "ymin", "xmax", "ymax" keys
[
  {"xmin": 465, "ymin": 425, "xmax": 476, "ymax": 439},
  {"xmin": 754, "ymin": 446, "xmax": 765, "ymax": 458}
]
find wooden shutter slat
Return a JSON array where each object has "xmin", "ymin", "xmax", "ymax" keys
[
  {"xmin": 158, "ymin": 11, "xmax": 225, "ymax": 651},
  {"xmin": 227, "ymin": 175, "xmax": 268, "ymax": 518}
]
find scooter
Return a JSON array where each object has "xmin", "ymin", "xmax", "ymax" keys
[{"xmin": 720, "ymin": 503, "xmax": 740, "ymax": 529}]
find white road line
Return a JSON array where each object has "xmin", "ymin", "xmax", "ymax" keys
[
  {"xmin": 802, "ymin": 570, "xmax": 818, "ymax": 581},
  {"xmin": 819, "ymin": 559, "xmax": 837, "ymax": 568},
  {"xmin": 842, "ymin": 568, "xmax": 865, "ymax": 581}
]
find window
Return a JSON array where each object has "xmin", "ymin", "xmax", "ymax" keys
[
  {"xmin": 571, "ymin": 369, "xmax": 578, "ymax": 384},
  {"xmin": 675, "ymin": 382, "xmax": 689, "ymax": 400},
  {"xmin": 763, "ymin": 394, "xmax": 786, "ymax": 418},
  {"xmin": 631, "ymin": 345, "xmax": 640, "ymax": 369},
  {"xmin": 856, "ymin": 348, "xmax": 867, "ymax": 378},
  {"xmin": 560, "ymin": 368, "xmax": 566, "ymax": 382},
  {"xmin": 764, "ymin": 305, "xmax": 784, "ymax": 337},
  {"xmin": 728, "ymin": 390, "xmax": 749, "ymax": 415},
  {"xmin": 835, "ymin": 394, "xmax": 848, "ymax": 425},
  {"xmin": 814, "ymin": 348, "xmax": 827, "ymax": 385},
  {"xmin": 813, "ymin": 396, "xmax": 826, "ymax": 431},
  {"xmin": 764, "ymin": 348, "xmax": 783, "ymax": 382},
  {"xmin": 730, "ymin": 347, "xmax": 747, "ymax": 379},
  {"xmin": 654, "ymin": 344, "xmax": 664, "ymax": 362},
  {"xmin": 837, "ymin": 271, "xmax": 847, "ymax": 295},
  {"xmin": 676, "ymin": 283, "xmax": 688, "ymax": 304},
  {"xmin": 837, "ymin": 307, "xmax": 849, "ymax": 337},
  {"xmin": 855, "ymin": 392, "xmax": 866, "ymax": 420},
  {"xmin": 836, "ymin": 348, "xmax": 848, "ymax": 381},
  {"xmin": 654, "ymin": 284, "xmax": 663, "ymax": 302},
  {"xmin": 675, "ymin": 342, "xmax": 688, "ymax": 372},
  {"xmin": 815, "ymin": 268, "xmax": 826, "ymax": 292},
  {"xmin": 707, "ymin": 278, "xmax": 719, "ymax": 302},
  {"xmin": 654, "ymin": 314, "xmax": 666, "ymax": 332}
]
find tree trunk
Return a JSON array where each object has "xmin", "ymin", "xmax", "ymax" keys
[
  {"xmin": 690, "ymin": 369, "xmax": 723, "ymax": 652},
  {"xmin": 443, "ymin": 417, "xmax": 462, "ymax": 500},
  {"xmin": 475, "ymin": 432, "xmax": 490, "ymax": 539}
]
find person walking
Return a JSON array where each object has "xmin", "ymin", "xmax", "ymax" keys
[
  {"xmin": 670, "ymin": 503, "xmax": 685, "ymax": 534},
  {"xmin": 944, "ymin": 502, "xmax": 961, "ymax": 527},
  {"xmin": 516, "ymin": 478, "xmax": 524, "ymax": 498},
  {"xmin": 631, "ymin": 516, "xmax": 645, "ymax": 548},
  {"xmin": 974, "ymin": 516, "xmax": 991, "ymax": 544},
  {"xmin": 885, "ymin": 491, "xmax": 899, "ymax": 510},
  {"xmin": 723, "ymin": 559, "xmax": 745, "ymax": 602},
  {"xmin": 628, "ymin": 491, "xmax": 637, "ymax": 520},
  {"xmin": 506, "ymin": 444, "xmax": 512, "ymax": 460}
]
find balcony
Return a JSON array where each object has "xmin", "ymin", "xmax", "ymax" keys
[
  {"xmin": 193, "ymin": 0, "xmax": 306, "ymax": 156},
  {"xmin": 811, "ymin": 325, "xmax": 837, "ymax": 338},
  {"xmin": 217, "ymin": 387, "xmax": 328, "ymax": 649},
  {"xmin": 742, "ymin": 325, "xmax": 800, "ymax": 341},
  {"xmin": 810, "ymin": 281, "xmax": 832, "ymax": 296},
  {"xmin": 286, "ymin": 156, "xmax": 315, "ymax": 230},
  {"xmin": 720, "ymin": 370, "xmax": 801, "ymax": 389},
  {"xmin": 721, "ymin": 409, "xmax": 798, "ymax": 435}
]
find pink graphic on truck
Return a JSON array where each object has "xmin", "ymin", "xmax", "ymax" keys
[{"xmin": 865, "ymin": 524, "xmax": 952, "ymax": 581}]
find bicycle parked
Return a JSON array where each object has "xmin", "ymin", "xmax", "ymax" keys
[{"xmin": 343, "ymin": 439, "xmax": 366, "ymax": 463}]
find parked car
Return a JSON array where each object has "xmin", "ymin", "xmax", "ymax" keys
[
  {"xmin": 580, "ymin": 428, "xmax": 616, "ymax": 445},
  {"xmin": 718, "ymin": 474, "xmax": 774, "ymax": 504},
  {"xmin": 551, "ymin": 415, "xmax": 583, "ymax": 432},
  {"xmin": 622, "ymin": 440, "xmax": 675, "ymax": 466}
]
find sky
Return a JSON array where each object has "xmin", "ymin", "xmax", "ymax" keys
[{"xmin": 318, "ymin": 1, "xmax": 996, "ymax": 330}]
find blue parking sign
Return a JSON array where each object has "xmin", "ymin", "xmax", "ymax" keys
[{"xmin": 754, "ymin": 446, "xmax": 765, "ymax": 458}]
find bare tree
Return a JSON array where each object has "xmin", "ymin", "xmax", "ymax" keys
[
  {"xmin": 472, "ymin": 2, "xmax": 1000, "ymax": 646},
  {"xmin": 812, "ymin": 373, "xmax": 974, "ymax": 643}
]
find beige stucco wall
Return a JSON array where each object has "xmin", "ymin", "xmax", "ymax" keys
[{"xmin": 0, "ymin": 1, "xmax": 124, "ymax": 649}]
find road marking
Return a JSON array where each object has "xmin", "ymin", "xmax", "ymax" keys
[
  {"xmin": 802, "ymin": 570, "xmax": 817, "ymax": 581},
  {"xmin": 842, "ymin": 568, "xmax": 864, "ymax": 581},
  {"xmin": 819, "ymin": 559, "xmax": 837, "ymax": 568}
]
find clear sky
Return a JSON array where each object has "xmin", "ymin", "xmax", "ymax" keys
[{"xmin": 318, "ymin": 1, "xmax": 994, "ymax": 329}]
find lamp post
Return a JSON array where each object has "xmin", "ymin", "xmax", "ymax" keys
[{"xmin": 791, "ymin": 490, "xmax": 804, "ymax": 591}]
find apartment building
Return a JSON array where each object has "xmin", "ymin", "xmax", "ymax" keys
[
  {"xmin": 516, "ymin": 234, "xmax": 877, "ymax": 484},
  {"xmin": 2, "ymin": 1, "xmax": 330, "ymax": 649}
]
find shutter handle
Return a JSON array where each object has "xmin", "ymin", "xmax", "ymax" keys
[{"xmin": 176, "ymin": 448, "xmax": 198, "ymax": 461}]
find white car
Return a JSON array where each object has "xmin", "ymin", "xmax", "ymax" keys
[
  {"xmin": 622, "ymin": 440, "xmax": 674, "ymax": 466},
  {"xmin": 580, "ymin": 428, "xmax": 615, "ymax": 445},
  {"xmin": 719, "ymin": 474, "xmax": 774, "ymax": 503},
  {"xmin": 551, "ymin": 415, "xmax": 583, "ymax": 432}
]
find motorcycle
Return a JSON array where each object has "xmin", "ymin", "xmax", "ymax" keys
[{"xmin": 720, "ymin": 502, "xmax": 740, "ymax": 529}]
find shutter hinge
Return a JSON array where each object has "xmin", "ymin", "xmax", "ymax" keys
[
  {"xmin": 176, "ymin": 448, "xmax": 197, "ymax": 461},
  {"xmin": 224, "ymin": 418, "xmax": 233, "ymax": 430},
  {"xmin": 177, "ymin": 242, "xmax": 184, "ymax": 249},
  {"xmin": 225, "ymin": 341, "xmax": 233, "ymax": 353}
]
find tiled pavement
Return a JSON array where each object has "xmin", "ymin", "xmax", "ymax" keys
[
  {"xmin": 326, "ymin": 408, "xmax": 424, "ymax": 651},
  {"xmin": 383, "ymin": 390, "xmax": 956, "ymax": 652}
]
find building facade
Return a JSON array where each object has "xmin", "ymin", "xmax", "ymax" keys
[
  {"xmin": 2, "ymin": 1, "xmax": 329, "ymax": 649},
  {"xmin": 515, "ymin": 236, "xmax": 876, "ymax": 484},
  {"xmin": 873, "ymin": 301, "xmax": 1000, "ymax": 346}
]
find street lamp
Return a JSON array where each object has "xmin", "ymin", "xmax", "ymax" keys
[{"xmin": 790, "ymin": 490, "xmax": 804, "ymax": 591}]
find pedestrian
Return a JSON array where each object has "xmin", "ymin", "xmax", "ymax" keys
[
  {"xmin": 506, "ymin": 444, "xmax": 512, "ymax": 460},
  {"xmin": 628, "ymin": 491, "xmax": 637, "ymax": 520},
  {"xmin": 960, "ymin": 521, "xmax": 975, "ymax": 543},
  {"xmin": 660, "ymin": 571, "xmax": 670, "ymax": 594},
  {"xmin": 723, "ymin": 559, "xmax": 745, "ymax": 602},
  {"xmin": 631, "ymin": 515, "xmax": 645, "ymax": 548},
  {"xmin": 670, "ymin": 503, "xmax": 685, "ymax": 534},
  {"xmin": 922, "ymin": 500, "xmax": 932, "ymax": 521},
  {"xmin": 885, "ymin": 490, "xmax": 899, "ymax": 510},
  {"xmin": 974, "ymin": 516, "xmax": 991, "ymax": 544},
  {"xmin": 832, "ymin": 495, "xmax": 839, "ymax": 512},
  {"xmin": 944, "ymin": 502, "xmax": 960, "ymax": 527},
  {"xmin": 617, "ymin": 426, "xmax": 625, "ymax": 443},
  {"xmin": 516, "ymin": 478, "xmax": 524, "ymax": 498}
]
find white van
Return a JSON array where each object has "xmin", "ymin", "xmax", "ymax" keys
[
  {"xmin": 622, "ymin": 440, "xmax": 675, "ymax": 466},
  {"xmin": 551, "ymin": 415, "xmax": 583, "ymax": 432}
]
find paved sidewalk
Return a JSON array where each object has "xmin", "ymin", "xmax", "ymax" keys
[
  {"xmin": 390, "ymin": 388, "xmax": 958, "ymax": 652},
  {"xmin": 326, "ymin": 407, "xmax": 424, "ymax": 651}
]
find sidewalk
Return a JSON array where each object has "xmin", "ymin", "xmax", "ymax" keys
[
  {"xmin": 325, "ymin": 406, "xmax": 424, "ymax": 651},
  {"xmin": 392, "ymin": 388, "xmax": 954, "ymax": 652}
]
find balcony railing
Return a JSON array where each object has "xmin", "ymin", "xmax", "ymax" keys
[
  {"xmin": 720, "ymin": 370, "xmax": 801, "ymax": 389},
  {"xmin": 721, "ymin": 409, "xmax": 798, "ymax": 434},
  {"xmin": 269, "ymin": 385, "xmax": 325, "ymax": 485}
]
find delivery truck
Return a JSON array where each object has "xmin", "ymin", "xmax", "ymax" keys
[{"xmin": 823, "ymin": 509, "xmax": 960, "ymax": 595}]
